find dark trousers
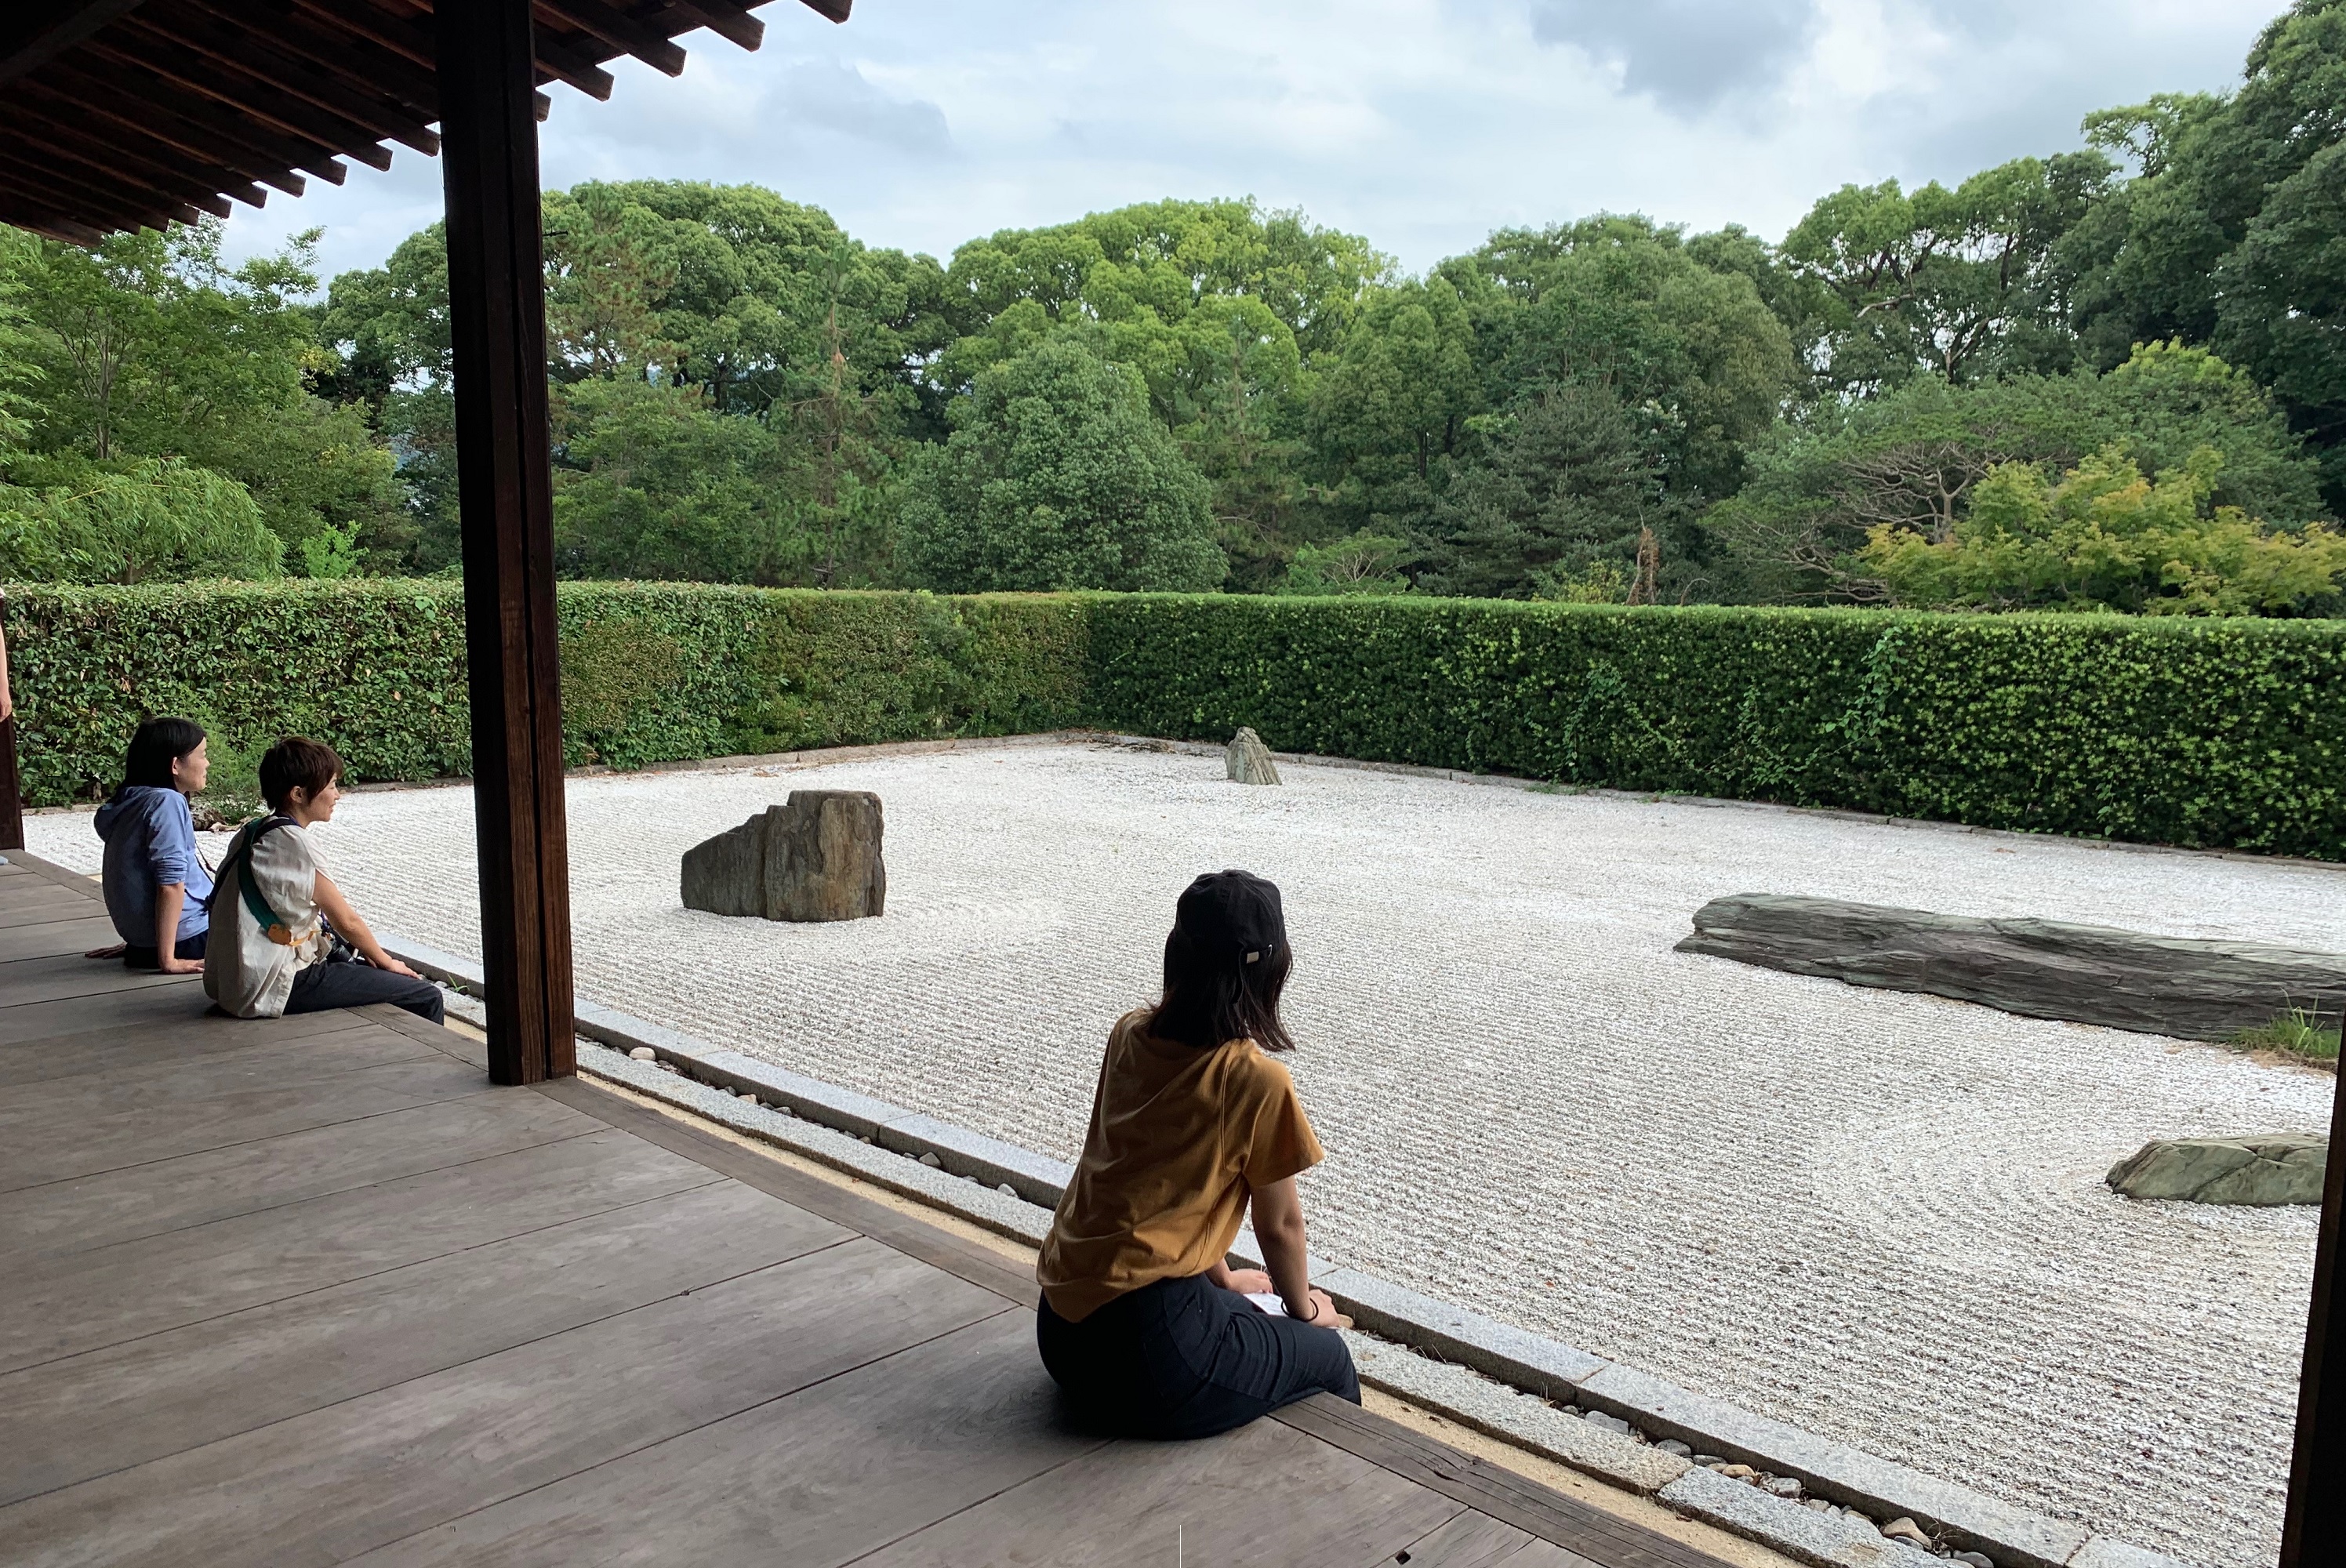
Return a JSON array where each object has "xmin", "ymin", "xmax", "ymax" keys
[
  {"xmin": 125, "ymin": 931, "xmax": 208, "ymax": 968},
  {"xmin": 286, "ymin": 953, "xmax": 445, "ymax": 1025},
  {"xmin": 1037, "ymin": 1272, "xmax": 1360, "ymax": 1439}
]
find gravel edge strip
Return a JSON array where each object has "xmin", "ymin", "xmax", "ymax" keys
[{"xmin": 389, "ymin": 935, "xmax": 2201, "ymax": 1568}]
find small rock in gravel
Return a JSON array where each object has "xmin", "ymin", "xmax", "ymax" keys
[
  {"xmin": 1841, "ymin": 1510, "xmax": 1874, "ymax": 1530},
  {"xmin": 1654, "ymin": 1439, "xmax": 1691, "ymax": 1457},
  {"xmin": 1882, "ymin": 1518, "xmax": 1932, "ymax": 1548},
  {"xmin": 919, "ymin": 1152, "xmax": 943, "ymax": 1167},
  {"xmin": 1716, "ymin": 1464, "xmax": 1757, "ymax": 1480},
  {"xmin": 627, "ymin": 1047, "xmax": 656, "ymax": 1062},
  {"xmin": 1585, "ymin": 1411, "xmax": 1633, "ymax": 1436},
  {"xmin": 1691, "ymin": 1455, "xmax": 1724, "ymax": 1468},
  {"xmin": 998, "ymin": 1183, "xmax": 1019, "ymax": 1197},
  {"xmin": 1803, "ymin": 1498, "xmax": 1834, "ymax": 1513},
  {"xmin": 1761, "ymin": 1476, "xmax": 1801, "ymax": 1498},
  {"xmin": 1952, "ymin": 1554, "xmax": 1993, "ymax": 1568}
]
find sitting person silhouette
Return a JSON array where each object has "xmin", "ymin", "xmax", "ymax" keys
[
  {"xmin": 204, "ymin": 737, "xmax": 443, "ymax": 1024},
  {"xmin": 94, "ymin": 717, "xmax": 214, "ymax": 971},
  {"xmin": 1034, "ymin": 869, "xmax": 1358, "ymax": 1437}
]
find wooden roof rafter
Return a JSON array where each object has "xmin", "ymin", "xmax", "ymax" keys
[{"xmin": 0, "ymin": 0, "xmax": 846, "ymax": 243}]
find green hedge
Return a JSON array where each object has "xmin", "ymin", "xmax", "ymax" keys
[
  {"xmin": 8, "ymin": 582, "xmax": 2341, "ymax": 859},
  {"xmin": 1084, "ymin": 597, "xmax": 2346, "ymax": 859}
]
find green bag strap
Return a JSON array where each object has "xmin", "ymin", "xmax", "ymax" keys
[{"xmin": 218, "ymin": 816, "xmax": 300, "ymax": 945}]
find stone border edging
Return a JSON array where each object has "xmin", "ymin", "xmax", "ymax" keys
[{"xmin": 383, "ymin": 931, "xmax": 2195, "ymax": 1568}]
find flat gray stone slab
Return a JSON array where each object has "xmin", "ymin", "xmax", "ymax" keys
[
  {"xmin": 1658, "ymin": 1465, "xmax": 1937, "ymax": 1568},
  {"xmin": 1676, "ymin": 891, "xmax": 2346, "ymax": 1042}
]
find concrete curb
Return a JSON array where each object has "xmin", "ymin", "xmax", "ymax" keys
[{"xmin": 386, "ymin": 935, "xmax": 2200, "ymax": 1568}]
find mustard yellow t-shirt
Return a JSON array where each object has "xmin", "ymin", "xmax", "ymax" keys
[{"xmin": 1037, "ymin": 1008, "xmax": 1324, "ymax": 1323}]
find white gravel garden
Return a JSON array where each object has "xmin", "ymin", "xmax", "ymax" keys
[{"xmin": 29, "ymin": 739, "xmax": 2335, "ymax": 1568}]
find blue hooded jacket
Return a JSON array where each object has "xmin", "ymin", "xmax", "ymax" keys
[{"xmin": 94, "ymin": 786, "xmax": 213, "ymax": 947}]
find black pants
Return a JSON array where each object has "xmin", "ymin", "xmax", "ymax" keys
[
  {"xmin": 125, "ymin": 931, "xmax": 208, "ymax": 969},
  {"xmin": 286, "ymin": 953, "xmax": 445, "ymax": 1025},
  {"xmin": 1037, "ymin": 1272, "xmax": 1360, "ymax": 1439}
]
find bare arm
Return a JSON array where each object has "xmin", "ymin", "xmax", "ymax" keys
[
  {"xmin": 1247, "ymin": 1177, "xmax": 1346, "ymax": 1327},
  {"xmin": 154, "ymin": 883, "xmax": 201, "ymax": 974},
  {"xmin": 310, "ymin": 870, "xmax": 418, "ymax": 978}
]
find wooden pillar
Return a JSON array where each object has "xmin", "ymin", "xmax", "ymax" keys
[
  {"xmin": 433, "ymin": 0, "xmax": 575, "ymax": 1084},
  {"xmin": 0, "ymin": 718, "xmax": 22, "ymax": 853},
  {"xmin": 2282, "ymin": 1051, "xmax": 2346, "ymax": 1566}
]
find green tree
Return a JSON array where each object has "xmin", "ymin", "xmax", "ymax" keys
[
  {"xmin": 1420, "ymin": 381, "xmax": 1657, "ymax": 599},
  {"xmin": 1708, "ymin": 343, "xmax": 2330, "ymax": 601},
  {"xmin": 897, "ymin": 337, "xmax": 1224, "ymax": 592},
  {"xmin": 1276, "ymin": 532, "xmax": 1411, "ymax": 596},
  {"xmin": 1857, "ymin": 445, "xmax": 2346, "ymax": 615},
  {"xmin": 0, "ymin": 456, "xmax": 285, "ymax": 583},
  {"xmin": 1782, "ymin": 154, "xmax": 2113, "ymax": 394}
]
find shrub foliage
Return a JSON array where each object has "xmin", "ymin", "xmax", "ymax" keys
[{"xmin": 6, "ymin": 582, "xmax": 2340, "ymax": 859}]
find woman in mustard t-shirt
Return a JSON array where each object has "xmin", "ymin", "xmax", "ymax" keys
[{"xmin": 1034, "ymin": 869, "xmax": 1360, "ymax": 1437}]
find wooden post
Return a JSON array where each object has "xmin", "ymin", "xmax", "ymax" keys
[
  {"xmin": 2282, "ymin": 1051, "xmax": 2346, "ymax": 1566},
  {"xmin": 0, "ymin": 717, "xmax": 22, "ymax": 853},
  {"xmin": 433, "ymin": 0, "xmax": 575, "ymax": 1085}
]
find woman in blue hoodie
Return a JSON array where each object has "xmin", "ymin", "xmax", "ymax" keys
[{"xmin": 95, "ymin": 717, "xmax": 214, "ymax": 972}]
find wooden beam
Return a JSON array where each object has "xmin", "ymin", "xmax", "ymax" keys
[
  {"xmin": 796, "ymin": 0, "xmax": 852, "ymax": 22},
  {"xmin": 48, "ymin": 56, "xmax": 352, "ymax": 186},
  {"xmin": 17, "ymin": 78, "xmax": 308, "ymax": 197},
  {"xmin": 0, "ymin": 715, "xmax": 20, "ymax": 853},
  {"xmin": 0, "ymin": 145, "xmax": 192, "ymax": 230},
  {"xmin": 534, "ymin": 0, "xmax": 686, "ymax": 76},
  {"xmin": 0, "ymin": 107, "xmax": 267, "ymax": 212},
  {"xmin": 434, "ymin": 0, "xmax": 578, "ymax": 1087},
  {"xmin": 525, "ymin": 25, "xmax": 619, "ymax": 100},
  {"xmin": 2282, "ymin": 1054, "xmax": 2346, "ymax": 1566},
  {"xmin": 659, "ymin": 1, "xmax": 763, "ymax": 53},
  {"xmin": 121, "ymin": 10, "xmax": 442, "ymax": 157},
  {"xmin": 0, "ymin": 0, "xmax": 149, "ymax": 86},
  {"xmin": 83, "ymin": 38, "xmax": 398, "ymax": 171}
]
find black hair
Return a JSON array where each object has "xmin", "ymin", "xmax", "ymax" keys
[
  {"xmin": 260, "ymin": 736, "xmax": 344, "ymax": 812},
  {"xmin": 116, "ymin": 717, "xmax": 206, "ymax": 796},
  {"xmin": 1145, "ymin": 871, "xmax": 1297, "ymax": 1054}
]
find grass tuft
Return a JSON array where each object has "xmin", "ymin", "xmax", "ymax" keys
[{"xmin": 2229, "ymin": 1008, "xmax": 2341, "ymax": 1065}]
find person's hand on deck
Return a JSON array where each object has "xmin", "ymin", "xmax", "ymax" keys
[{"xmin": 1208, "ymin": 1264, "xmax": 1274, "ymax": 1295}]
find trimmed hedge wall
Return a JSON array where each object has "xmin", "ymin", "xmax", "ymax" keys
[
  {"xmin": 1084, "ymin": 597, "xmax": 2346, "ymax": 860},
  {"xmin": 7, "ymin": 582, "xmax": 2341, "ymax": 859}
]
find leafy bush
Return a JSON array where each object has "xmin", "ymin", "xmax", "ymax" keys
[{"xmin": 7, "ymin": 581, "xmax": 2341, "ymax": 861}]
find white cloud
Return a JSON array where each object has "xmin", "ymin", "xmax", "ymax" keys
[{"xmin": 216, "ymin": 0, "xmax": 2290, "ymax": 288}]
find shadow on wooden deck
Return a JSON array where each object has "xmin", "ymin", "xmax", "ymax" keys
[{"xmin": 0, "ymin": 848, "xmax": 1734, "ymax": 1568}]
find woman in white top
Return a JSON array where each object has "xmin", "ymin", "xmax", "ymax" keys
[{"xmin": 204, "ymin": 737, "xmax": 444, "ymax": 1023}]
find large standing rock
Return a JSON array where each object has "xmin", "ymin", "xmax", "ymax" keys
[
  {"xmin": 681, "ymin": 790, "xmax": 885, "ymax": 922},
  {"xmin": 2107, "ymin": 1134, "xmax": 2327, "ymax": 1205},
  {"xmin": 1676, "ymin": 892, "xmax": 2346, "ymax": 1042},
  {"xmin": 1226, "ymin": 727, "xmax": 1281, "ymax": 786}
]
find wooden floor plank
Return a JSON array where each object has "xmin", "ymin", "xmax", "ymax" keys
[
  {"xmin": 0, "ymin": 951, "xmax": 189, "ymax": 1007},
  {"xmin": 0, "ymin": 1006, "xmax": 374, "ymax": 1088},
  {"xmin": 0, "ymin": 1021, "xmax": 446, "ymax": 1125},
  {"xmin": 855, "ymin": 1407, "xmax": 1467, "ymax": 1568},
  {"xmin": 343, "ymin": 1309, "xmax": 1095, "ymax": 1568},
  {"xmin": 0, "ymin": 914, "xmax": 118, "ymax": 964},
  {"xmin": 0, "ymin": 1051, "xmax": 488, "ymax": 1193},
  {"xmin": 0, "ymin": 1243, "xmax": 1015, "ymax": 1568},
  {"xmin": 0, "ymin": 877, "xmax": 96, "ymax": 909},
  {"xmin": 1275, "ymin": 1398, "xmax": 1733, "ymax": 1568},
  {"xmin": 0, "ymin": 888, "xmax": 104, "ymax": 930},
  {"xmin": 0, "ymin": 1179, "xmax": 853, "ymax": 1505},
  {"xmin": 0, "ymin": 1127, "xmax": 722, "ymax": 1374},
  {"xmin": 0, "ymin": 850, "xmax": 106, "ymax": 894},
  {"xmin": 0, "ymin": 982, "xmax": 277, "ymax": 1043},
  {"xmin": 1402, "ymin": 1509, "xmax": 1601, "ymax": 1567},
  {"xmin": 0, "ymin": 1087, "xmax": 597, "ymax": 1262},
  {"xmin": 536, "ymin": 1073, "xmax": 1043, "ymax": 1306}
]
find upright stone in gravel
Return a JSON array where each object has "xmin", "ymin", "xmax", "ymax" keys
[
  {"xmin": 2107, "ymin": 1134, "xmax": 2326, "ymax": 1205},
  {"xmin": 1226, "ymin": 728, "xmax": 1281, "ymax": 786},
  {"xmin": 680, "ymin": 790, "xmax": 886, "ymax": 922},
  {"xmin": 763, "ymin": 789, "xmax": 886, "ymax": 921}
]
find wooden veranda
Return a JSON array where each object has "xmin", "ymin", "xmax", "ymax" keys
[
  {"xmin": 0, "ymin": 849, "xmax": 1726, "ymax": 1565},
  {"xmin": 0, "ymin": 2, "xmax": 2336, "ymax": 1563}
]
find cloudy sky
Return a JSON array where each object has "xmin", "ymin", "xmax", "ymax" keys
[{"xmin": 219, "ymin": 0, "xmax": 2290, "ymax": 285}]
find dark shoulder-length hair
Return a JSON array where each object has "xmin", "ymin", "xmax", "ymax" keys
[
  {"xmin": 116, "ymin": 717, "xmax": 206, "ymax": 797},
  {"xmin": 1145, "ymin": 925, "xmax": 1296, "ymax": 1054}
]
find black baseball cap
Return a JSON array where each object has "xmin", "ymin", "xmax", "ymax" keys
[{"xmin": 1174, "ymin": 869, "xmax": 1287, "ymax": 967}]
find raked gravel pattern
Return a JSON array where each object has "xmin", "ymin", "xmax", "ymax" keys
[{"xmin": 31, "ymin": 741, "xmax": 2334, "ymax": 1568}]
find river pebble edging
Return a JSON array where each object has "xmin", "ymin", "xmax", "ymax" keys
[{"xmin": 392, "ymin": 936, "xmax": 2200, "ymax": 1568}]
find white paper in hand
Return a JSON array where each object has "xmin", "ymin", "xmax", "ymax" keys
[{"xmin": 1244, "ymin": 1292, "xmax": 1288, "ymax": 1316}]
